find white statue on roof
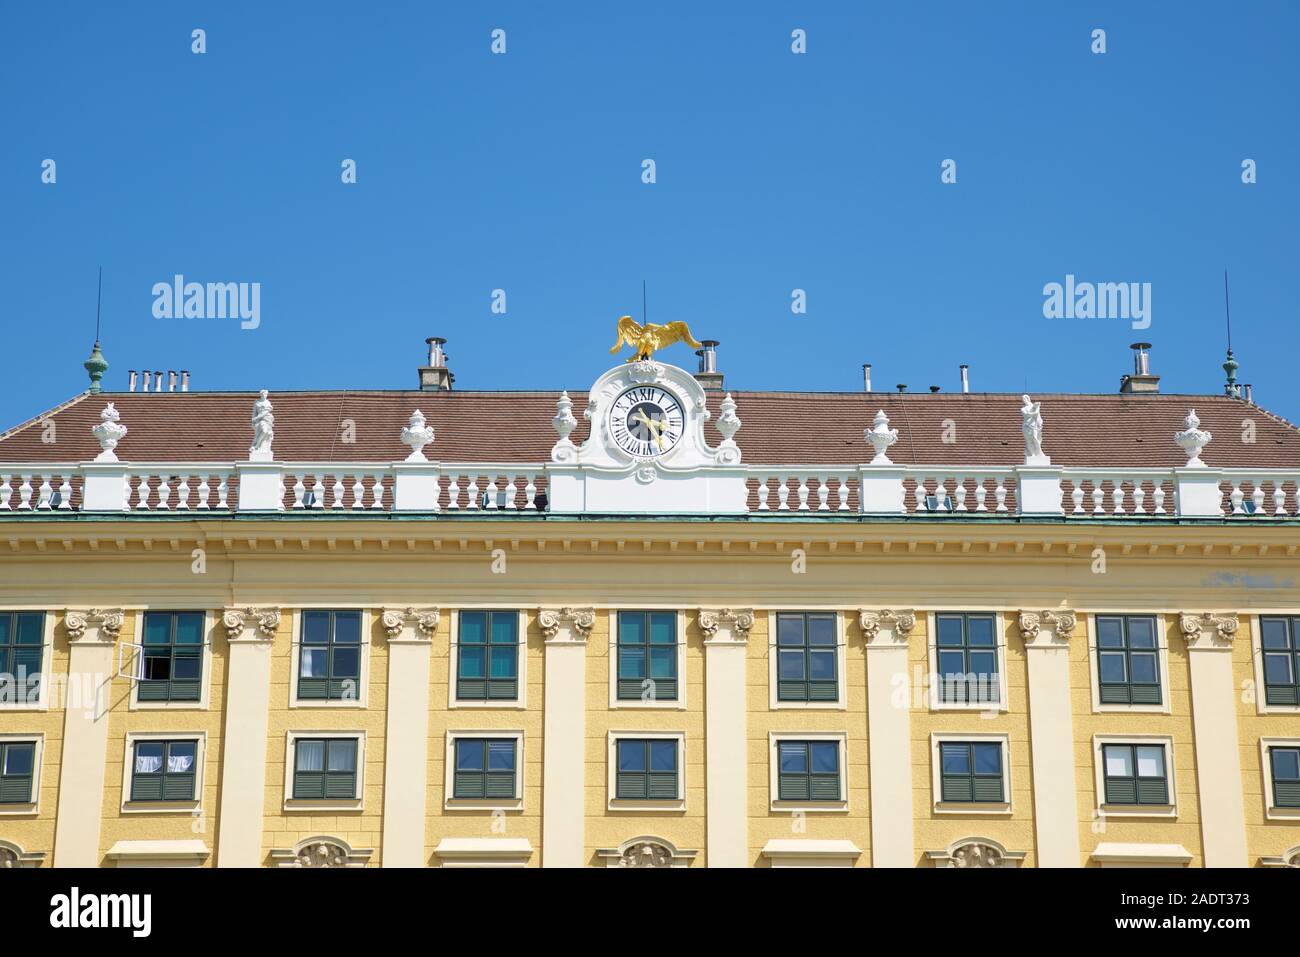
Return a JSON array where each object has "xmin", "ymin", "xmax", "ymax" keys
[
  {"xmin": 1020, "ymin": 395, "xmax": 1049, "ymax": 465},
  {"xmin": 249, "ymin": 389, "xmax": 274, "ymax": 460}
]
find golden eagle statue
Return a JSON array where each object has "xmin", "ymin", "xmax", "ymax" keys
[{"xmin": 610, "ymin": 315, "xmax": 703, "ymax": 362}]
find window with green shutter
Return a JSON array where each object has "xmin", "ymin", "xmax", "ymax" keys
[
  {"xmin": 129, "ymin": 739, "xmax": 197, "ymax": 802},
  {"xmin": 1102, "ymin": 743, "xmax": 1169, "ymax": 805},
  {"xmin": 935, "ymin": 613, "xmax": 999, "ymax": 704},
  {"xmin": 616, "ymin": 611, "xmax": 677, "ymax": 701},
  {"xmin": 138, "ymin": 611, "xmax": 204, "ymax": 702},
  {"xmin": 297, "ymin": 610, "xmax": 362, "ymax": 701},
  {"xmin": 452, "ymin": 738, "xmax": 517, "ymax": 799},
  {"xmin": 615, "ymin": 739, "xmax": 678, "ymax": 800},
  {"xmin": 1269, "ymin": 746, "xmax": 1300, "ymax": 808},
  {"xmin": 292, "ymin": 738, "xmax": 358, "ymax": 799},
  {"xmin": 777, "ymin": 740, "xmax": 841, "ymax": 802},
  {"xmin": 776, "ymin": 612, "xmax": 838, "ymax": 702},
  {"xmin": 0, "ymin": 612, "xmax": 45, "ymax": 705},
  {"xmin": 1096, "ymin": 615, "xmax": 1161, "ymax": 705},
  {"xmin": 1260, "ymin": 617, "xmax": 1300, "ymax": 706},
  {"xmin": 939, "ymin": 741, "xmax": 1005, "ymax": 803},
  {"xmin": 457, "ymin": 611, "xmax": 519, "ymax": 701},
  {"xmin": 0, "ymin": 741, "xmax": 35, "ymax": 804}
]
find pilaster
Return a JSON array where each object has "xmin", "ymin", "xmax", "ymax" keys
[
  {"xmin": 539, "ymin": 607, "xmax": 594, "ymax": 867},
  {"xmin": 858, "ymin": 609, "xmax": 915, "ymax": 866},
  {"xmin": 380, "ymin": 607, "xmax": 438, "ymax": 867},
  {"xmin": 699, "ymin": 608, "xmax": 754, "ymax": 867}
]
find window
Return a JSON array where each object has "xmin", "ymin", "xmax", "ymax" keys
[
  {"xmin": 1096, "ymin": 615, "xmax": 1161, "ymax": 705},
  {"xmin": 615, "ymin": 739, "xmax": 678, "ymax": 800},
  {"xmin": 0, "ymin": 612, "xmax": 44, "ymax": 705},
  {"xmin": 452, "ymin": 738, "xmax": 517, "ymax": 800},
  {"xmin": 292, "ymin": 737, "xmax": 358, "ymax": 799},
  {"xmin": 0, "ymin": 741, "xmax": 34, "ymax": 804},
  {"xmin": 939, "ymin": 741, "xmax": 1005, "ymax": 803},
  {"xmin": 129, "ymin": 740, "xmax": 197, "ymax": 801},
  {"xmin": 457, "ymin": 611, "xmax": 519, "ymax": 701},
  {"xmin": 1269, "ymin": 746, "xmax": 1300, "ymax": 809},
  {"xmin": 298, "ymin": 610, "xmax": 362, "ymax": 701},
  {"xmin": 777, "ymin": 740, "xmax": 841, "ymax": 802},
  {"xmin": 616, "ymin": 611, "xmax": 677, "ymax": 701},
  {"xmin": 1102, "ymin": 744, "xmax": 1169, "ymax": 806},
  {"xmin": 935, "ymin": 613, "xmax": 999, "ymax": 705},
  {"xmin": 1260, "ymin": 616, "xmax": 1300, "ymax": 706},
  {"xmin": 776, "ymin": 613, "xmax": 837, "ymax": 702},
  {"xmin": 138, "ymin": 611, "xmax": 204, "ymax": 702}
]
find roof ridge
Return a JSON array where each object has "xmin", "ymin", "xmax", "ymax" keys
[{"xmin": 0, "ymin": 392, "xmax": 90, "ymax": 444}]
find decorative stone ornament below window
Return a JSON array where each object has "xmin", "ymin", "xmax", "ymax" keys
[
  {"xmin": 1179, "ymin": 612, "xmax": 1239, "ymax": 650},
  {"xmin": 926, "ymin": 837, "xmax": 1025, "ymax": 869},
  {"xmin": 538, "ymin": 606, "xmax": 595, "ymax": 641},
  {"xmin": 0, "ymin": 839, "xmax": 43, "ymax": 868},
  {"xmin": 269, "ymin": 836, "xmax": 372, "ymax": 868},
  {"xmin": 596, "ymin": 835, "xmax": 698, "ymax": 868},
  {"xmin": 222, "ymin": 607, "xmax": 280, "ymax": 641},
  {"xmin": 381, "ymin": 607, "xmax": 439, "ymax": 639},
  {"xmin": 64, "ymin": 608, "xmax": 124, "ymax": 642}
]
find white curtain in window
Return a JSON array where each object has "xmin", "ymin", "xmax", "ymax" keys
[
  {"xmin": 168, "ymin": 752, "xmax": 195, "ymax": 773},
  {"xmin": 297, "ymin": 740, "xmax": 325, "ymax": 772},
  {"xmin": 135, "ymin": 753, "xmax": 162, "ymax": 773}
]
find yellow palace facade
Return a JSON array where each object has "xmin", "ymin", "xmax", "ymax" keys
[{"xmin": 1, "ymin": 333, "xmax": 1298, "ymax": 868}]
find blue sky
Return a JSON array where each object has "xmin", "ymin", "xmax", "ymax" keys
[{"xmin": 2, "ymin": 1, "xmax": 1297, "ymax": 430}]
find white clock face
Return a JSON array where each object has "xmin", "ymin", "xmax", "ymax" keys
[{"xmin": 609, "ymin": 386, "xmax": 685, "ymax": 458}]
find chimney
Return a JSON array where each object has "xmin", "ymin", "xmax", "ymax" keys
[
  {"xmin": 896, "ymin": 384, "xmax": 907, "ymax": 393},
  {"xmin": 959, "ymin": 364, "xmax": 970, "ymax": 393},
  {"xmin": 154, "ymin": 370, "xmax": 163, "ymax": 393},
  {"xmin": 181, "ymin": 370, "xmax": 190, "ymax": 392},
  {"xmin": 929, "ymin": 385, "xmax": 940, "ymax": 393},
  {"xmin": 142, "ymin": 370, "xmax": 153, "ymax": 392},
  {"xmin": 168, "ymin": 370, "xmax": 177, "ymax": 392},
  {"xmin": 128, "ymin": 370, "xmax": 138, "ymax": 392},
  {"xmin": 418, "ymin": 337, "xmax": 454, "ymax": 391},
  {"xmin": 862, "ymin": 364, "xmax": 872, "ymax": 392},
  {"xmin": 1244, "ymin": 383, "xmax": 1253, "ymax": 403},
  {"xmin": 1119, "ymin": 342, "xmax": 1160, "ymax": 393},
  {"xmin": 693, "ymin": 340, "xmax": 724, "ymax": 391}
]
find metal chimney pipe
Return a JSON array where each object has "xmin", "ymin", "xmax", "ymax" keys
[
  {"xmin": 896, "ymin": 384, "xmax": 907, "ymax": 393},
  {"xmin": 1131, "ymin": 342, "xmax": 1152, "ymax": 376},
  {"xmin": 154, "ymin": 370, "xmax": 164, "ymax": 393},
  {"xmin": 128, "ymin": 370, "xmax": 138, "ymax": 392},
  {"xmin": 929, "ymin": 385, "xmax": 940, "ymax": 393},
  {"xmin": 862, "ymin": 364, "xmax": 872, "ymax": 392},
  {"xmin": 1244, "ymin": 383, "xmax": 1254, "ymax": 403},
  {"xmin": 141, "ymin": 370, "xmax": 153, "ymax": 392},
  {"xmin": 696, "ymin": 340, "xmax": 719, "ymax": 373},
  {"xmin": 181, "ymin": 370, "xmax": 190, "ymax": 392},
  {"xmin": 426, "ymin": 337, "xmax": 447, "ymax": 368},
  {"xmin": 168, "ymin": 371, "xmax": 177, "ymax": 392},
  {"xmin": 959, "ymin": 364, "xmax": 970, "ymax": 393}
]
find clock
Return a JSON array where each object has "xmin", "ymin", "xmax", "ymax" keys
[{"xmin": 608, "ymin": 386, "xmax": 685, "ymax": 458}]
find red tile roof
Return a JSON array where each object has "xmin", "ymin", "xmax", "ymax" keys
[{"xmin": 1, "ymin": 389, "xmax": 1297, "ymax": 469}]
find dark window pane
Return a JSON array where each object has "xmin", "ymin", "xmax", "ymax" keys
[
  {"xmin": 460, "ymin": 647, "xmax": 486, "ymax": 678},
  {"xmin": 15, "ymin": 614, "xmax": 43, "ymax": 645},
  {"xmin": 332, "ymin": 612, "xmax": 361, "ymax": 644},
  {"xmin": 648, "ymin": 647, "xmax": 674, "ymax": 678},
  {"xmin": 460, "ymin": 612, "xmax": 486, "ymax": 645},
  {"xmin": 487, "ymin": 741, "xmax": 514, "ymax": 772},
  {"xmin": 618, "ymin": 741, "xmax": 645, "ymax": 772},
  {"xmin": 941, "ymin": 744, "xmax": 969, "ymax": 774},
  {"xmin": 973, "ymin": 743, "xmax": 1001, "ymax": 774},
  {"xmin": 1271, "ymin": 749, "xmax": 1300, "ymax": 780},
  {"xmin": 779, "ymin": 743, "xmax": 806, "ymax": 773},
  {"xmin": 1130, "ymin": 653, "xmax": 1158, "ymax": 684},
  {"xmin": 456, "ymin": 741, "xmax": 484, "ymax": 772},
  {"xmin": 1099, "ymin": 652, "xmax": 1127, "ymax": 682},
  {"xmin": 1260, "ymin": 618, "xmax": 1289, "ymax": 650},
  {"xmin": 967, "ymin": 617, "xmax": 995, "ymax": 646},
  {"xmin": 619, "ymin": 613, "xmax": 645, "ymax": 645},
  {"xmin": 331, "ymin": 646, "xmax": 360, "ymax": 679},
  {"xmin": 810, "ymin": 742, "xmax": 838, "ymax": 773},
  {"xmin": 327, "ymin": 740, "xmax": 356, "ymax": 772},
  {"xmin": 299, "ymin": 648, "xmax": 327, "ymax": 678},
  {"xmin": 618, "ymin": 647, "xmax": 645, "ymax": 679},
  {"xmin": 3, "ymin": 743, "xmax": 34, "ymax": 775},
  {"xmin": 648, "ymin": 614, "xmax": 675, "ymax": 644},
  {"xmin": 174, "ymin": 613, "xmax": 204, "ymax": 644},
  {"xmin": 0, "ymin": 617, "xmax": 9, "ymax": 643},
  {"xmin": 1264, "ymin": 654, "xmax": 1293, "ymax": 684},
  {"xmin": 777, "ymin": 650, "xmax": 804, "ymax": 680},
  {"xmin": 936, "ymin": 616, "xmax": 964, "ymax": 647},
  {"xmin": 489, "ymin": 647, "xmax": 516, "ymax": 679},
  {"xmin": 938, "ymin": 651, "xmax": 965, "ymax": 676},
  {"xmin": 302, "ymin": 611, "xmax": 330, "ymax": 644},
  {"xmin": 490, "ymin": 614, "xmax": 517, "ymax": 645},
  {"xmin": 172, "ymin": 655, "xmax": 201, "ymax": 680},
  {"xmin": 143, "ymin": 614, "xmax": 171, "ymax": 645},
  {"xmin": 1096, "ymin": 617, "xmax": 1123, "ymax": 648},
  {"xmin": 776, "ymin": 616, "xmax": 804, "ymax": 646},
  {"xmin": 650, "ymin": 740, "xmax": 676, "ymax": 772},
  {"xmin": 969, "ymin": 651, "xmax": 997, "ymax": 676},
  {"xmin": 1126, "ymin": 618, "xmax": 1156, "ymax": 648},
  {"xmin": 809, "ymin": 650, "xmax": 836, "ymax": 680},
  {"xmin": 807, "ymin": 616, "xmax": 836, "ymax": 646}
]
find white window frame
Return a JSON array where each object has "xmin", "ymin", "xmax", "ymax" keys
[
  {"xmin": 283, "ymin": 730, "xmax": 366, "ymax": 812},
  {"xmin": 1086, "ymin": 612, "xmax": 1172, "ymax": 714},
  {"xmin": 1259, "ymin": 737, "xmax": 1300, "ymax": 821},
  {"xmin": 930, "ymin": 733, "xmax": 1013, "ymax": 816},
  {"xmin": 288, "ymin": 608, "xmax": 371, "ymax": 709},
  {"xmin": 121, "ymin": 730, "xmax": 207, "ymax": 814},
  {"xmin": 128, "ymin": 609, "xmax": 214, "ymax": 711},
  {"xmin": 448, "ymin": 609, "xmax": 528, "ymax": 710},
  {"xmin": 767, "ymin": 610, "xmax": 847, "ymax": 711},
  {"xmin": 607, "ymin": 730, "xmax": 686, "ymax": 811},
  {"xmin": 925, "ymin": 611, "xmax": 1009, "ymax": 713},
  {"xmin": 0, "ymin": 733, "xmax": 43, "ymax": 816},
  {"xmin": 768, "ymin": 731, "xmax": 849, "ymax": 813},
  {"xmin": 607, "ymin": 610, "xmax": 687, "ymax": 710},
  {"xmin": 0, "ymin": 610, "xmax": 55, "ymax": 712},
  {"xmin": 1250, "ymin": 613, "xmax": 1300, "ymax": 715},
  {"xmin": 443, "ymin": 729, "xmax": 525, "ymax": 812},
  {"xmin": 1091, "ymin": 734, "xmax": 1177, "ymax": 819}
]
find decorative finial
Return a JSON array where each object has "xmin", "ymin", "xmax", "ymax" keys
[
  {"xmin": 864, "ymin": 409, "xmax": 898, "ymax": 465},
  {"xmin": 84, "ymin": 341, "xmax": 109, "ymax": 394},
  {"xmin": 1020, "ymin": 395, "xmax": 1050, "ymax": 465},
  {"xmin": 551, "ymin": 391, "xmax": 579, "ymax": 463},
  {"xmin": 91, "ymin": 403, "xmax": 128, "ymax": 461},
  {"xmin": 713, "ymin": 393, "xmax": 742, "ymax": 465},
  {"xmin": 1175, "ymin": 409, "xmax": 1212, "ymax": 467},
  {"xmin": 1223, "ymin": 349, "xmax": 1240, "ymax": 398},
  {"xmin": 249, "ymin": 389, "xmax": 275, "ymax": 460},
  {"xmin": 399, "ymin": 409, "xmax": 435, "ymax": 462}
]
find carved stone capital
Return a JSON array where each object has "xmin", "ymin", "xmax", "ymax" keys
[
  {"xmin": 698, "ymin": 608, "xmax": 755, "ymax": 642},
  {"xmin": 1018, "ymin": 610, "xmax": 1077, "ymax": 647},
  {"xmin": 223, "ymin": 607, "xmax": 281, "ymax": 641},
  {"xmin": 1179, "ymin": 612, "xmax": 1239, "ymax": 650},
  {"xmin": 858, "ymin": 609, "xmax": 916, "ymax": 647},
  {"xmin": 381, "ymin": 607, "xmax": 440, "ymax": 640},
  {"xmin": 64, "ymin": 608, "xmax": 124, "ymax": 644},
  {"xmin": 538, "ymin": 607, "xmax": 595, "ymax": 642}
]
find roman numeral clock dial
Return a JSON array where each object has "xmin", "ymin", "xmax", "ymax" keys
[{"xmin": 609, "ymin": 387, "xmax": 684, "ymax": 459}]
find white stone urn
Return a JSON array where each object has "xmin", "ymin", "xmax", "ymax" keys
[
  {"xmin": 400, "ymin": 409, "xmax": 435, "ymax": 462},
  {"xmin": 91, "ymin": 403, "xmax": 128, "ymax": 462},
  {"xmin": 1174, "ymin": 409, "xmax": 1212, "ymax": 467},
  {"xmin": 864, "ymin": 410, "xmax": 898, "ymax": 465}
]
